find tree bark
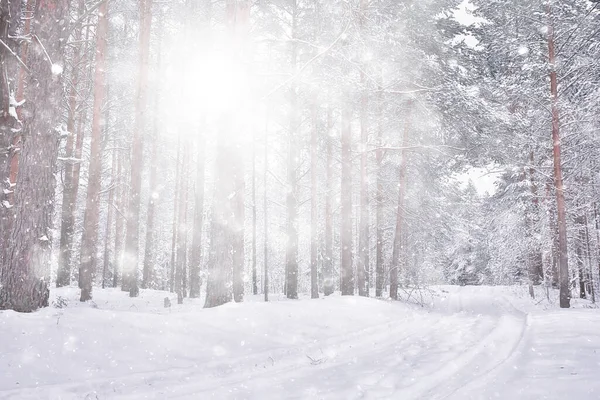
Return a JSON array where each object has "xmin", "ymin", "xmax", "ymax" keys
[
  {"xmin": 123, "ymin": 0, "xmax": 152, "ymax": 297},
  {"xmin": 547, "ymin": 6, "xmax": 570, "ymax": 308},
  {"xmin": 264, "ymin": 114, "xmax": 269, "ymax": 301},
  {"xmin": 189, "ymin": 135, "xmax": 205, "ymax": 298},
  {"xmin": 357, "ymin": 0, "xmax": 369, "ymax": 297},
  {"xmin": 80, "ymin": 0, "xmax": 110, "ymax": 302},
  {"xmin": 56, "ymin": 0, "xmax": 86, "ymax": 288},
  {"xmin": 340, "ymin": 102, "xmax": 353, "ymax": 296},
  {"xmin": 323, "ymin": 104, "xmax": 334, "ymax": 296},
  {"xmin": 1, "ymin": 0, "xmax": 69, "ymax": 312},
  {"xmin": 310, "ymin": 102, "xmax": 319, "ymax": 299},
  {"xmin": 390, "ymin": 103, "xmax": 412, "ymax": 300},
  {"xmin": 175, "ymin": 141, "xmax": 190, "ymax": 304},
  {"xmin": 285, "ymin": 1, "xmax": 299, "ymax": 300},
  {"xmin": 142, "ymin": 14, "xmax": 163, "ymax": 290},
  {"xmin": 375, "ymin": 77, "xmax": 385, "ymax": 298}
]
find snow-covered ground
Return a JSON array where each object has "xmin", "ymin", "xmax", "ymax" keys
[{"xmin": 1, "ymin": 286, "xmax": 599, "ymax": 399}]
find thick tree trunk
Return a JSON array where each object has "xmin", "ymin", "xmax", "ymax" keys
[
  {"xmin": 340, "ymin": 103, "xmax": 353, "ymax": 296},
  {"xmin": 141, "ymin": 20, "xmax": 163, "ymax": 289},
  {"xmin": 1, "ymin": 0, "xmax": 69, "ymax": 312},
  {"xmin": 547, "ymin": 8, "xmax": 570, "ymax": 308},
  {"xmin": 123, "ymin": 0, "xmax": 152, "ymax": 297},
  {"xmin": 390, "ymin": 104, "xmax": 412, "ymax": 300},
  {"xmin": 204, "ymin": 140, "xmax": 235, "ymax": 308},
  {"xmin": 80, "ymin": 0, "xmax": 109, "ymax": 302}
]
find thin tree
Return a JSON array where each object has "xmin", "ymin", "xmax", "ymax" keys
[
  {"xmin": 390, "ymin": 102, "xmax": 412, "ymax": 300},
  {"xmin": 340, "ymin": 102, "xmax": 353, "ymax": 296},
  {"xmin": 123, "ymin": 0, "xmax": 153, "ymax": 296},
  {"xmin": 80, "ymin": 0, "xmax": 110, "ymax": 302},
  {"xmin": 547, "ymin": 4, "xmax": 570, "ymax": 308}
]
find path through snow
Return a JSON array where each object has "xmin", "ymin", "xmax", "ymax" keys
[{"xmin": 0, "ymin": 286, "xmax": 598, "ymax": 399}]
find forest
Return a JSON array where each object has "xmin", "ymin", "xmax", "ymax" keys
[
  {"xmin": 3, "ymin": 1, "xmax": 600, "ymax": 398},
  {"xmin": 1, "ymin": 0, "xmax": 600, "ymax": 312}
]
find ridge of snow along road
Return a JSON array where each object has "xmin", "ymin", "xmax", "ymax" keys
[{"xmin": 0, "ymin": 286, "xmax": 598, "ymax": 399}]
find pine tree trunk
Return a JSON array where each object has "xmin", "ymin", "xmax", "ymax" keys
[
  {"xmin": 390, "ymin": 104, "xmax": 412, "ymax": 300},
  {"xmin": 189, "ymin": 136, "xmax": 205, "ymax": 298},
  {"xmin": 285, "ymin": 3, "xmax": 299, "ymax": 300},
  {"xmin": 113, "ymin": 149, "xmax": 124, "ymax": 288},
  {"xmin": 547, "ymin": 7, "xmax": 570, "ymax": 308},
  {"xmin": 123, "ymin": 0, "xmax": 152, "ymax": 297},
  {"xmin": 103, "ymin": 141, "xmax": 116, "ymax": 289},
  {"xmin": 340, "ymin": 103, "xmax": 353, "ymax": 296},
  {"xmin": 310, "ymin": 102, "xmax": 319, "ymax": 299},
  {"xmin": 56, "ymin": 0, "xmax": 85, "ymax": 288},
  {"xmin": 323, "ymin": 104, "xmax": 334, "ymax": 296},
  {"xmin": 375, "ymin": 78, "xmax": 385, "ymax": 298},
  {"xmin": 175, "ymin": 141, "xmax": 190, "ymax": 304},
  {"xmin": 357, "ymin": 0, "xmax": 369, "ymax": 298},
  {"xmin": 141, "ymin": 17, "xmax": 163, "ymax": 289},
  {"xmin": 80, "ymin": 0, "xmax": 109, "ymax": 302},
  {"xmin": 526, "ymin": 151, "xmax": 544, "ymax": 284},
  {"xmin": 264, "ymin": 114, "xmax": 269, "ymax": 301},
  {"xmin": 169, "ymin": 139, "xmax": 181, "ymax": 293},
  {"xmin": 1, "ymin": 0, "xmax": 69, "ymax": 312},
  {"xmin": 252, "ymin": 127, "xmax": 258, "ymax": 296}
]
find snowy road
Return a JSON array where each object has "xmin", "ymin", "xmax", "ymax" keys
[{"xmin": 0, "ymin": 287, "xmax": 599, "ymax": 399}]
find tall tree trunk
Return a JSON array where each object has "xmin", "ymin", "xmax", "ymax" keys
[
  {"xmin": 0, "ymin": 0, "xmax": 20, "ymax": 281},
  {"xmin": 357, "ymin": 0, "xmax": 369, "ymax": 297},
  {"xmin": 189, "ymin": 135, "xmax": 205, "ymax": 298},
  {"xmin": 583, "ymin": 214, "xmax": 595, "ymax": 303},
  {"xmin": 527, "ymin": 151, "xmax": 544, "ymax": 284},
  {"xmin": 390, "ymin": 103, "xmax": 412, "ymax": 300},
  {"xmin": 285, "ymin": 1, "xmax": 299, "ymax": 300},
  {"xmin": 323, "ymin": 104, "xmax": 334, "ymax": 296},
  {"xmin": 1, "ymin": 0, "xmax": 69, "ymax": 312},
  {"xmin": 175, "ymin": 141, "xmax": 190, "ymax": 304},
  {"xmin": 56, "ymin": 0, "xmax": 85, "ymax": 287},
  {"xmin": 142, "ymin": 14, "xmax": 163, "ymax": 290},
  {"xmin": 264, "ymin": 114, "xmax": 269, "ymax": 301},
  {"xmin": 252, "ymin": 124, "xmax": 258, "ymax": 296},
  {"xmin": 205, "ymin": 0, "xmax": 248, "ymax": 308},
  {"xmin": 310, "ymin": 102, "xmax": 319, "ymax": 299},
  {"xmin": 123, "ymin": 0, "xmax": 152, "ymax": 297},
  {"xmin": 340, "ymin": 102, "xmax": 353, "ymax": 296},
  {"xmin": 113, "ymin": 148, "xmax": 124, "ymax": 287},
  {"xmin": 375, "ymin": 77, "xmax": 385, "ymax": 298},
  {"xmin": 169, "ymin": 138, "xmax": 181, "ymax": 293},
  {"xmin": 576, "ymin": 214, "xmax": 586, "ymax": 299},
  {"xmin": 103, "ymin": 139, "xmax": 117, "ymax": 289},
  {"xmin": 547, "ymin": 6, "xmax": 569, "ymax": 308},
  {"xmin": 80, "ymin": 0, "xmax": 110, "ymax": 302}
]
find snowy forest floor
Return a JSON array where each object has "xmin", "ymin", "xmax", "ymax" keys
[{"xmin": 1, "ymin": 286, "xmax": 599, "ymax": 400}]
